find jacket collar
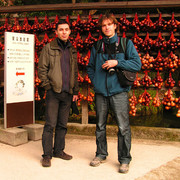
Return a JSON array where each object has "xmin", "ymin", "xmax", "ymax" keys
[
  {"xmin": 50, "ymin": 38, "xmax": 72, "ymax": 50},
  {"xmin": 103, "ymin": 33, "xmax": 118, "ymax": 44}
]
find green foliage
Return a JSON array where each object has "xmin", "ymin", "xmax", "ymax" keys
[
  {"xmin": 69, "ymin": 114, "xmax": 81, "ymax": 123},
  {"xmin": 88, "ymin": 101, "xmax": 95, "ymax": 111}
]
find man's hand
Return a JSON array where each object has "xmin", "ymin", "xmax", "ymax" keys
[
  {"xmin": 73, "ymin": 95, "xmax": 78, "ymax": 101},
  {"xmin": 102, "ymin": 60, "xmax": 118, "ymax": 70}
]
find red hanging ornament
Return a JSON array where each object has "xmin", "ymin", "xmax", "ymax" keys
[
  {"xmin": 78, "ymin": 71, "xmax": 84, "ymax": 83},
  {"xmin": 41, "ymin": 33, "xmax": 50, "ymax": 47},
  {"xmin": 2, "ymin": 18, "xmax": 12, "ymax": 32},
  {"xmin": 131, "ymin": 13, "xmax": 141, "ymax": 32},
  {"xmin": 167, "ymin": 12, "xmax": 180, "ymax": 32},
  {"xmin": 152, "ymin": 90, "xmax": 161, "ymax": 107},
  {"xmin": 131, "ymin": 32, "xmax": 143, "ymax": 52},
  {"xmin": 140, "ymin": 12, "xmax": 154, "ymax": 32},
  {"xmin": 138, "ymin": 89, "xmax": 152, "ymax": 106},
  {"xmin": 35, "ymin": 69, "xmax": 41, "ymax": 87},
  {"xmin": 66, "ymin": 15, "xmax": 70, "ymax": 25},
  {"xmin": 41, "ymin": 15, "xmax": 52, "ymax": 31},
  {"xmin": 153, "ymin": 50, "xmax": 165, "ymax": 72},
  {"xmin": 119, "ymin": 13, "xmax": 130, "ymax": 32},
  {"xmin": 164, "ymin": 51, "xmax": 179, "ymax": 72},
  {"xmin": 12, "ymin": 18, "xmax": 22, "ymax": 32},
  {"xmin": 154, "ymin": 13, "xmax": 167, "ymax": 32},
  {"xmin": 141, "ymin": 32, "xmax": 154, "ymax": 51},
  {"xmin": 71, "ymin": 14, "xmax": 84, "ymax": 34},
  {"xmin": 129, "ymin": 90, "xmax": 138, "ymax": 116},
  {"xmin": 140, "ymin": 52, "xmax": 154, "ymax": 70},
  {"xmin": 35, "ymin": 35, "xmax": 43, "ymax": 52},
  {"xmin": 175, "ymin": 97, "xmax": 180, "ymax": 117},
  {"xmin": 31, "ymin": 16, "xmax": 41, "ymax": 32},
  {"xmin": 153, "ymin": 32, "xmax": 167, "ymax": 51},
  {"xmin": 132, "ymin": 73, "xmax": 141, "ymax": 88},
  {"xmin": 152, "ymin": 71, "xmax": 163, "ymax": 89},
  {"xmin": 162, "ymin": 89, "xmax": 176, "ymax": 110},
  {"xmin": 84, "ymin": 74, "xmax": 91, "ymax": 84},
  {"xmin": 22, "ymin": 17, "xmax": 31, "ymax": 33},
  {"xmin": 87, "ymin": 87, "xmax": 94, "ymax": 103},
  {"xmin": 164, "ymin": 72, "xmax": 175, "ymax": 88},
  {"xmin": 51, "ymin": 15, "xmax": 59, "ymax": 30},
  {"xmin": 0, "ymin": 42, "xmax": 4, "ymax": 52},
  {"xmin": 166, "ymin": 32, "xmax": 180, "ymax": 52},
  {"xmin": 34, "ymin": 51, "xmax": 39, "ymax": 64},
  {"xmin": 78, "ymin": 50, "xmax": 91, "ymax": 68},
  {"xmin": 35, "ymin": 87, "xmax": 41, "ymax": 101},
  {"xmin": 77, "ymin": 91, "xmax": 84, "ymax": 106},
  {"xmin": 122, "ymin": 32, "xmax": 126, "ymax": 38},
  {"xmin": 83, "ymin": 32, "xmax": 97, "ymax": 50},
  {"xmin": 72, "ymin": 33, "xmax": 84, "ymax": 51},
  {"xmin": 140, "ymin": 70, "xmax": 152, "ymax": 88}
]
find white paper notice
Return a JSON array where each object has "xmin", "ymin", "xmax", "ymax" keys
[{"xmin": 4, "ymin": 32, "xmax": 34, "ymax": 103}]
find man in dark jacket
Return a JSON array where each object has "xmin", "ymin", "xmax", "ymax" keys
[
  {"xmin": 38, "ymin": 20, "xmax": 79, "ymax": 167},
  {"xmin": 87, "ymin": 14, "xmax": 141, "ymax": 173}
]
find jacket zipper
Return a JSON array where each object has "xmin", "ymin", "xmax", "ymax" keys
[{"xmin": 106, "ymin": 72, "xmax": 109, "ymax": 96}]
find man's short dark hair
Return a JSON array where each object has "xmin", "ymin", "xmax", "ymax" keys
[{"xmin": 56, "ymin": 20, "xmax": 70, "ymax": 30}]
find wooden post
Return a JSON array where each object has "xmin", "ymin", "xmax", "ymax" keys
[{"xmin": 81, "ymin": 84, "xmax": 89, "ymax": 124}]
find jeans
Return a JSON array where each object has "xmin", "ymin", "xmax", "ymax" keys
[
  {"xmin": 42, "ymin": 89, "xmax": 72, "ymax": 158},
  {"xmin": 95, "ymin": 92, "xmax": 132, "ymax": 164}
]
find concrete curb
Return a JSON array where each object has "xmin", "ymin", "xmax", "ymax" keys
[{"xmin": 67, "ymin": 123, "xmax": 180, "ymax": 142}]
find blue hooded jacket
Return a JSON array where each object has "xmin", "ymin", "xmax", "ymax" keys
[{"xmin": 87, "ymin": 33, "xmax": 141, "ymax": 97}]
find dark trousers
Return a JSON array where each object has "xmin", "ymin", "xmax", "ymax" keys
[
  {"xmin": 42, "ymin": 89, "xmax": 72, "ymax": 158},
  {"xmin": 95, "ymin": 92, "xmax": 132, "ymax": 164}
]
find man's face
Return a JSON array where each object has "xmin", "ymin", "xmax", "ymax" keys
[
  {"xmin": 101, "ymin": 19, "xmax": 116, "ymax": 38},
  {"xmin": 55, "ymin": 23, "xmax": 71, "ymax": 42}
]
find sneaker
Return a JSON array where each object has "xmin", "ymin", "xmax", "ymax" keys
[
  {"xmin": 90, "ymin": 157, "xmax": 106, "ymax": 167},
  {"xmin": 41, "ymin": 157, "xmax": 51, "ymax": 167},
  {"xmin": 119, "ymin": 164, "xmax": 129, "ymax": 173},
  {"xmin": 53, "ymin": 151, "xmax": 73, "ymax": 160}
]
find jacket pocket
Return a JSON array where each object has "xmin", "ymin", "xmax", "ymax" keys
[{"xmin": 48, "ymin": 50, "xmax": 60, "ymax": 67}]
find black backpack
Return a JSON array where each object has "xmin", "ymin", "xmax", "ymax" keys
[{"xmin": 94, "ymin": 37, "xmax": 136, "ymax": 87}]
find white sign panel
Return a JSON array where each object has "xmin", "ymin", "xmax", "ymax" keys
[{"xmin": 4, "ymin": 32, "xmax": 34, "ymax": 103}]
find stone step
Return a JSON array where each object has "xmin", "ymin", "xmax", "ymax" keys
[
  {"xmin": 0, "ymin": 123, "xmax": 43, "ymax": 146},
  {"xmin": 0, "ymin": 127, "xmax": 28, "ymax": 146},
  {"xmin": 23, "ymin": 124, "xmax": 43, "ymax": 141}
]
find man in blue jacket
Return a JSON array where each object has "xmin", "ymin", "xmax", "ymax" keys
[{"xmin": 87, "ymin": 14, "xmax": 141, "ymax": 173}]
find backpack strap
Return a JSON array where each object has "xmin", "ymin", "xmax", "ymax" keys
[
  {"xmin": 121, "ymin": 37, "xmax": 126, "ymax": 52},
  {"xmin": 120, "ymin": 37, "xmax": 129, "ymax": 60},
  {"xmin": 94, "ymin": 37, "xmax": 129, "ymax": 62},
  {"xmin": 94, "ymin": 39, "xmax": 103, "ymax": 62}
]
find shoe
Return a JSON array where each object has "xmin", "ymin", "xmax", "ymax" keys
[
  {"xmin": 53, "ymin": 151, "xmax": 73, "ymax": 160},
  {"xmin": 119, "ymin": 164, "xmax": 129, "ymax": 173},
  {"xmin": 90, "ymin": 157, "xmax": 106, "ymax": 167},
  {"xmin": 41, "ymin": 157, "xmax": 51, "ymax": 167}
]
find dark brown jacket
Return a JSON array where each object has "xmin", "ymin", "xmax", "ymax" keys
[{"xmin": 38, "ymin": 38, "xmax": 79, "ymax": 95}]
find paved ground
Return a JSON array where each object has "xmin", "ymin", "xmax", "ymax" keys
[{"xmin": 0, "ymin": 134, "xmax": 180, "ymax": 180}]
